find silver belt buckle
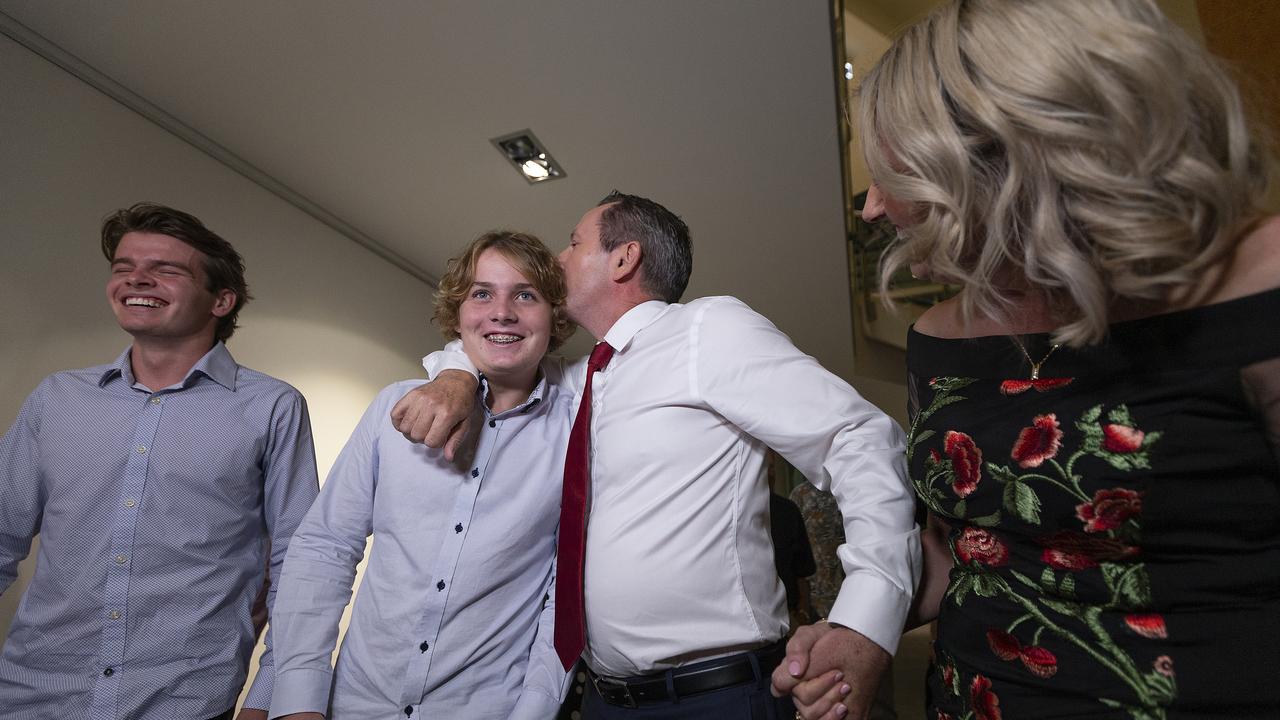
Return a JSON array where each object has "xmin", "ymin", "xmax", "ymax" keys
[{"xmin": 591, "ymin": 674, "xmax": 638, "ymax": 709}]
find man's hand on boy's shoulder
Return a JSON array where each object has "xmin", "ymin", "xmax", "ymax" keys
[{"xmin": 390, "ymin": 370, "xmax": 479, "ymax": 460}]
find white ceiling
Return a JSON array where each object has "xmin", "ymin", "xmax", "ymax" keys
[{"xmin": 0, "ymin": 1, "xmax": 917, "ymax": 373}]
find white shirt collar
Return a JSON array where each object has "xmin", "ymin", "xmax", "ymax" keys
[{"xmin": 602, "ymin": 300, "xmax": 671, "ymax": 355}]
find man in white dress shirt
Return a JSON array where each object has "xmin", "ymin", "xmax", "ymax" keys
[{"xmin": 391, "ymin": 192, "xmax": 920, "ymax": 720}]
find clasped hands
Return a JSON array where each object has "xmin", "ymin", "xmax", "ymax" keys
[{"xmin": 770, "ymin": 622, "xmax": 890, "ymax": 720}]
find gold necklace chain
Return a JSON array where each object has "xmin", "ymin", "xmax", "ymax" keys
[{"xmin": 1011, "ymin": 336, "xmax": 1061, "ymax": 380}]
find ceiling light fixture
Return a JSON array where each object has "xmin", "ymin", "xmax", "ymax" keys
[{"xmin": 491, "ymin": 130, "xmax": 566, "ymax": 184}]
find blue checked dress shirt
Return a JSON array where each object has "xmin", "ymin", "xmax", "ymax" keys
[
  {"xmin": 268, "ymin": 377, "xmax": 572, "ymax": 720},
  {"xmin": 0, "ymin": 343, "xmax": 319, "ymax": 719}
]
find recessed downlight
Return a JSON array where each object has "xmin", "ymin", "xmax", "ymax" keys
[{"xmin": 491, "ymin": 130, "xmax": 566, "ymax": 184}]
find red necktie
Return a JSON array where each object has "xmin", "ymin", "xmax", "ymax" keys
[{"xmin": 554, "ymin": 341, "xmax": 614, "ymax": 670}]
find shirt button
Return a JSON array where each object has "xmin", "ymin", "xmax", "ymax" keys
[
  {"xmin": 103, "ymin": 668, "xmax": 114, "ymax": 677},
  {"xmin": 436, "ymin": 580, "xmax": 446, "ymax": 591},
  {"xmin": 123, "ymin": 499, "xmax": 136, "ymax": 508},
  {"xmin": 149, "ymin": 397, "xmax": 162, "ymax": 405},
  {"xmin": 114, "ymin": 555, "xmax": 127, "ymax": 565},
  {"xmin": 489, "ymin": 419, "xmax": 496, "ymax": 428},
  {"xmin": 470, "ymin": 468, "xmax": 479, "ymax": 478},
  {"xmin": 404, "ymin": 706, "xmax": 413, "ymax": 716},
  {"xmin": 108, "ymin": 610, "xmax": 121, "ymax": 620},
  {"xmin": 419, "ymin": 641, "xmax": 430, "ymax": 652},
  {"xmin": 136, "ymin": 446, "xmax": 147, "ymax": 454},
  {"xmin": 454, "ymin": 523, "xmax": 463, "ymax": 533}
]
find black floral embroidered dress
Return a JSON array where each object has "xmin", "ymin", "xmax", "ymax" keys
[{"xmin": 907, "ymin": 288, "xmax": 1280, "ymax": 720}]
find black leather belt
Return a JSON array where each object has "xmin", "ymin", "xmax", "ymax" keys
[{"xmin": 588, "ymin": 641, "xmax": 787, "ymax": 708}]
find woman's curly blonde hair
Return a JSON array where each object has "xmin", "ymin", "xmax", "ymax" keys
[
  {"xmin": 861, "ymin": 0, "xmax": 1273, "ymax": 346},
  {"xmin": 432, "ymin": 230, "xmax": 575, "ymax": 351}
]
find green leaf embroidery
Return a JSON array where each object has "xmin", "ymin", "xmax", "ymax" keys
[
  {"xmin": 986, "ymin": 462, "xmax": 1021, "ymax": 485},
  {"xmin": 1039, "ymin": 597, "xmax": 1084, "ymax": 617},
  {"xmin": 971, "ymin": 573, "xmax": 1002, "ymax": 598},
  {"xmin": 926, "ymin": 393, "xmax": 968, "ymax": 413},
  {"xmin": 1003, "ymin": 481, "xmax": 1043, "ymax": 524},
  {"xmin": 949, "ymin": 574, "xmax": 975, "ymax": 606},
  {"xmin": 1080, "ymin": 404, "xmax": 1103, "ymax": 423},
  {"xmin": 968, "ymin": 510, "xmax": 1002, "ymax": 527},
  {"xmin": 1102, "ymin": 563, "xmax": 1152, "ymax": 608},
  {"xmin": 1102, "ymin": 453, "xmax": 1141, "ymax": 471},
  {"xmin": 914, "ymin": 429, "xmax": 936, "ymax": 450},
  {"xmin": 1107, "ymin": 406, "xmax": 1135, "ymax": 426},
  {"xmin": 1059, "ymin": 573, "xmax": 1076, "ymax": 597},
  {"xmin": 1100, "ymin": 562, "xmax": 1125, "ymax": 589},
  {"xmin": 1009, "ymin": 569, "xmax": 1038, "ymax": 591},
  {"xmin": 1142, "ymin": 668, "xmax": 1176, "ymax": 704},
  {"xmin": 1039, "ymin": 566, "xmax": 1055, "ymax": 591}
]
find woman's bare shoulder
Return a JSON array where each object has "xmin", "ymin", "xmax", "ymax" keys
[
  {"xmin": 1226, "ymin": 215, "xmax": 1280, "ymax": 292},
  {"xmin": 1196, "ymin": 215, "xmax": 1280, "ymax": 306},
  {"xmin": 913, "ymin": 295, "xmax": 964, "ymax": 338}
]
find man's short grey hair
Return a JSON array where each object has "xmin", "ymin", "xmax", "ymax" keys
[{"xmin": 596, "ymin": 191, "xmax": 693, "ymax": 303}]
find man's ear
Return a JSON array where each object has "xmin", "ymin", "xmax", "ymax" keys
[
  {"xmin": 610, "ymin": 241, "xmax": 643, "ymax": 283},
  {"xmin": 211, "ymin": 289, "xmax": 237, "ymax": 318}
]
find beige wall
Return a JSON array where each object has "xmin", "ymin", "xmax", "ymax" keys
[
  {"xmin": 0, "ymin": 33, "xmax": 442, "ymax": 705},
  {"xmin": 841, "ymin": 7, "xmax": 909, "ymax": 419},
  {"xmin": 1197, "ymin": 0, "xmax": 1280, "ymax": 213},
  {"xmin": 842, "ymin": 8, "xmax": 892, "ymax": 199}
]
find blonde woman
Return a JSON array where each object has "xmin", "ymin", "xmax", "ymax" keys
[{"xmin": 776, "ymin": 1, "xmax": 1279, "ymax": 718}]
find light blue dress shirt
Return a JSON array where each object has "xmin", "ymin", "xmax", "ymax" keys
[
  {"xmin": 268, "ymin": 377, "xmax": 572, "ymax": 720},
  {"xmin": 0, "ymin": 343, "xmax": 319, "ymax": 719}
]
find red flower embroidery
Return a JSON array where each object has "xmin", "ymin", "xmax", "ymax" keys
[
  {"xmin": 1041, "ymin": 548, "xmax": 1098, "ymax": 570},
  {"xmin": 1076, "ymin": 488, "xmax": 1142, "ymax": 532},
  {"xmin": 1019, "ymin": 645, "xmax": 1058, "ymax": 678},
  {"xmin": 1038, "ymin": 531, "xmax": 1139, "ymax": 570},
  {"xmin": 941, "ymin": 663, "xmax": 956, "ymax": 689},
  {"xmin": 970, "ymin": 675, "xmax": 1003, "ymax": 720},
  {"xmin": 1102, "ymin": 423, "xmax": 1145, "ymax": 453},
  {"xmin": 986, "ymin": 629, "xmax": 1021, "ymax": 660},
  {"xmin": 999, "ymin": 377, "xmax": 1074, "ymax": 395},
  {"xmin": 956, "ymin": 527, "xmax": 1009, "ymax": 566},
  {"xmin": 1154, "ymin": 655, "xmax": 1175, "ymax": 677},
  {"xmin": 937, "ymin": 713, "xmax": 956, "ymax": 720},
  {"xmin": 985, "ymin": 629, "xmax": 1059, "ymax": 678},
  {"xmin": 1010, "ymin": 414, "xmax": 1062, "ymax": 469},
  {"xmin": 944, "ymin": 431, "xmax": 983, "ymax": 497},
  {"xmin": 1124, "ymin": 613, "xmax": 1168, "ymax": 639}
]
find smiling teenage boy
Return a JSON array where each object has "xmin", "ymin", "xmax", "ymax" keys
[
  {"xmin": 0, "ymin": 203, "xmax": 319, "ymax": 720},
  {"xmin": 266, "ymin": 231, "xmax": 576, "ymax": 720}
]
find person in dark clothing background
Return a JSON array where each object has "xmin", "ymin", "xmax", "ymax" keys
[{"xmin": 769, "ymin": 490, "xmax": 817, "ymax": 633}]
